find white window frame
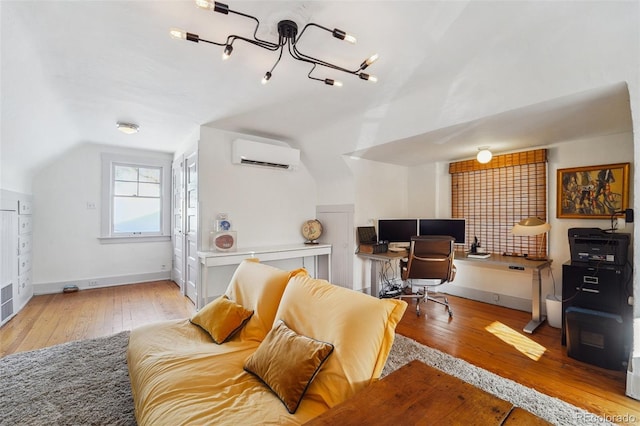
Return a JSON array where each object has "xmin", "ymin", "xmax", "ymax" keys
[{"xmin": 100, "ymin": 153, "xmax": 172, "ymax": 243}]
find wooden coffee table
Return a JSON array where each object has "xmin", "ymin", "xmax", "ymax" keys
[{"xmin": 306, "ymin": 360, "xmax": 550, "ymax": 425}]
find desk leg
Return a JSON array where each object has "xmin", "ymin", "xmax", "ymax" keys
[
  {"xmin": 199, "ymin": 262, "xmax": 208, "ymax": 311},
  {"xmin": 523, "ymin": 267, "xmax": 546, "ymax": 334},
  {"xmin": 370, "ymin": 259, "xmax": 378, "ymax": 297}
]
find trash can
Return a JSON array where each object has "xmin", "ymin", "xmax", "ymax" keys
[{"xmin": 545, "ymin": 294, "xmax": 562, "ymax": 328}]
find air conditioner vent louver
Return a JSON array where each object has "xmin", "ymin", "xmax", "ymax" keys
[
  {"xmin": 232, "ymin": 139, "xmax": 300, "ymax": 170},
  {"xmin": 240, "ymin": 159, "xmax": 291, "ymax": 169}
]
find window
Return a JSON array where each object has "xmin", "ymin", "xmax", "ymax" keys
[
  {"xmin": 101, "ymin": 153, "xmax": 172, "ymax": 242},
  {"xmin": 449, "ymin": 149, "xmax": 547, "ymax": 257}
]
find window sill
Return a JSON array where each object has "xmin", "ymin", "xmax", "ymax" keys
[{"xmin": 98, "ymin": 235, "xmax": 171, "ymax": 244}]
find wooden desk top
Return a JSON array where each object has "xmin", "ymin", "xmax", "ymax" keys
[
  {"xmin": 357, "ymin": 249, "xmax": 552, "ymax": 272},
  {"xmin": 306, "ymin": 360, "xmax": 550, "ymax": 425},
  {"xmin": 456, "ymin": 251, "xmax": 552, "ymax": 271}
]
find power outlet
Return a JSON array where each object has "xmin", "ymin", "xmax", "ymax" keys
[
  {"xmin": 493, "ymin": 293, "xmax": 500, "ymax": 302},
  {"xmin": 160, "ymin": 264, "xmax": 166, "ymax": 270},
  {"xmin": 88, "ymin": 280, "xmax": 98, "ymax": 286}
]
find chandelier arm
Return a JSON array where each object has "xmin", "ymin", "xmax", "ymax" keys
[
  {"xmin": 190, "ymin": 33, "xmax": 279, "ymax": 51},
  {"xmin": 306, "ymin": 63, "xmax": 342, "ymax": 87},
  {"xmin": 290, "ymin": 44, "xmax": 360, "ymax": 75},
  {"xmin": 225, "ymin": 8, "xmax": 281, "ymax": 49},
  {"xmin": 286, "ymin": 41, "xmax": 322, "ymax": 69},
  {"xmin": 306, "ymin": 64, "xmax": 324, "ymax": 83},
  {"xmin": 227, "ymin": 35, "xmax": 281, "ymax": 51},
  {"xmin": 297, "ymin": 22, "xmax": 355, "ymax": 45},
  {"xmin": 196, "ymin": 37, "xmax": 227, "ymax": 47},
  {"xmin": 294, "ymin": 22, "xmax": 367, "ymax": 74},
  {"xmin": 268, "ymin": 45, "xmax": 285, "ymax": 74},
  {"xmin": 295, "ymin": 22, "xmax": 331, "ymax": 43}
]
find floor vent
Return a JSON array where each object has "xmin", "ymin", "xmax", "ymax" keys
[{"xmin": 1, "ymin": 283, "xmax": 14, "ymax": 321}]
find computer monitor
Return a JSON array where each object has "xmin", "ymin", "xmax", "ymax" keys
[
  {"xmin": 377, "ymin": 219, "xmax": 418, "ymax": 247},
  {"xmin": 419, "ymin": 218, "xmax": 466, "ymax": 245}
]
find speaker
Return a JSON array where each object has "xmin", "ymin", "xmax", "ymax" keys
[{"xmin": 625, "ymin": 208, "xmax": 634, "ymax": 223}]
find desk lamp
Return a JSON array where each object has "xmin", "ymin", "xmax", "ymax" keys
[{"xmin": 511, "ymin": 217, "xmax": 551, "ymax": 261}]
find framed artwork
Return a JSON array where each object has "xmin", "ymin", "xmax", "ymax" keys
[{"xmin": 557, "ymin": 163, "xmax": 629, "ymax": 219}]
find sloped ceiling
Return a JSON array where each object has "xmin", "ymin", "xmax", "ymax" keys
[{"xmin": 1, "ymin": 1, "xmax": 637, "ymax": 191}]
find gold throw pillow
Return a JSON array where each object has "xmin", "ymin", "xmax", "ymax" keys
[
  {"xmin": 244, "ymin": 320, "xmax": 334, "ymax": 414},
  {"xmin": 190, "ymin": 295, "xmax": 253, "ymax": 344}
]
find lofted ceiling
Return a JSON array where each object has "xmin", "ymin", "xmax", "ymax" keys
[{"xmin": 1, "ymin": 1, "xmax": 637, "ymax": 191}]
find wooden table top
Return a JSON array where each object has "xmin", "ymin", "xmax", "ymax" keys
[{"xmin": 306, "ymin": 360, "xmax": 550, "ymax": 426}]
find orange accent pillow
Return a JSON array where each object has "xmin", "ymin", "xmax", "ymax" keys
[
  {"xmin": 244, "ymin": 320, "xmax": 334, "ymax": 414},
  {"xmin": 190, "ymin": 295, "xmax": 253, "ymax": 344}
]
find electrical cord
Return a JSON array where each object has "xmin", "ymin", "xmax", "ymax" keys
[{"xmin": 378, "ymin": 258, "xmax": 403, "ymax": 298}]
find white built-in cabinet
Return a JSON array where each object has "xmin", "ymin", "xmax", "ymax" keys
[{"xmin": 1, "ymin": 191, "xmax": 33, "ymax": 326}]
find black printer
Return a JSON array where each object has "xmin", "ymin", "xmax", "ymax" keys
[{"xmin": 568, "ymin": 227, "xmax": 630, "ymax": 265}]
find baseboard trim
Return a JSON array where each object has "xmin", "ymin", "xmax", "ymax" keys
[
  {"xmin": 34, "ymin": 271, "xmax": 171, "ymax": 295},
  {"xmin": 437, "ymin": 283, "xmax": 532, "ymax": 313},
  {"xmin": 627, "ymin": 356, "xmax": 640, "ymax": 400},
  {"xmin": 359, "ymin": 284, "xmax": 531, "ymax": 313}
]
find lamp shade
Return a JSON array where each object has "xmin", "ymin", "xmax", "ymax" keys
[
  {"xmin": 477, "ymin": 148, "xmax": 492, "ymax": 164},
  {"xmin": 511, "ymin": 217, "xmax": 551, "ymax": 236}
]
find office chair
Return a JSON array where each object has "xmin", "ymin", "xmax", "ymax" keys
[{"xmin": 399, "ymin": 235, "xmax": 456, "ymax": 317}]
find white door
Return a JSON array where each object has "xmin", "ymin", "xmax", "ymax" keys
[
  {"xmin": 184, "ymin": 151, "xmax": 198, "ymax": 304},
  {"xmin": 171, "ymin": 157, "xmax": 185, "ymax": 292},
  {"xmin": 316, "ymin": 205, "xmax": 354, "ymax": 288}
]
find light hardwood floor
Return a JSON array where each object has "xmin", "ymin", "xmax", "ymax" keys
[
  {"xmin": 1, "ymin": 281, "xmax": 638, "ymax": 424},
  {"xmin": 0, "ymin": 281, "xmax": 195, "ymax": 356}
]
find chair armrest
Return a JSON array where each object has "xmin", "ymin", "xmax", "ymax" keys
[{"xmin": 449, "ymin": 264, "xmax": 457, "ymax": 282}]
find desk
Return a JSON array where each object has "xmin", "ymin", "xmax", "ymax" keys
[
  {"xmin": 456, "ymin": 253, "xmax": 552, "ymax": 334},
  {"xmin": 357, "ymin": 251, "xmax": 552, "ymax": 334},
  {"xmin": 198, "ymin": 244, "xmax": 331, "ymax": 310},
  {"xmin": 306, "ymin": 360, "xmax": 550, "ymax": 425}
]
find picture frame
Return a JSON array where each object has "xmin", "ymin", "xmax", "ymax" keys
[{"xmin": 557, "ymin": 162, "xmax": 629, "ymax": 219}]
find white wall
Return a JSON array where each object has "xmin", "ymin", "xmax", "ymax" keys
[
  {"xmin": 32, "ymin": 143, "xmax": 173, "ymax": 293},
  {"xmin": 345, "ymin": 157, "xmax": 409, "ymax": 291},
  {"xmin": 197, "ymin": 126, "xmax": 317, "ymax": 250},
  {"xmin": 407, "ymin": 162, "xmax": 447, "ymax": 218}
]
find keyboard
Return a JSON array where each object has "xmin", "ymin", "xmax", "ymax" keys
[
  {"xmin": 388, "ymin": 247, "xmax": 406, "ymax": 253},
  {"xmin": 467, "ymin": 253, "xmax": 491, "ymax": 259}
]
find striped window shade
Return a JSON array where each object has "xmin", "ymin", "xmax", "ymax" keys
[{"xmin": 449, "ymin": 149, "xmax": 548, "ymax": 258}]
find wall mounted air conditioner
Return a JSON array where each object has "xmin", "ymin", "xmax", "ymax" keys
[{"xmin": 231, "ymin": 139, "xmax": 300, "ymax": 170}]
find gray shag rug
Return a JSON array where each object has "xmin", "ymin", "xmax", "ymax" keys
[
  {"xmin": 0, "ymin": 331, "xmax": 610, "ymax": 426},
  {"xmin": 1, "ymin": 331, "xmax": 135, "ymax": 426}
]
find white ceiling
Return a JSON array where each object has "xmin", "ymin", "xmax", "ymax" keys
[{"xmin": 1, "ymin": 1, "xmax": 637, "ymax": 191}]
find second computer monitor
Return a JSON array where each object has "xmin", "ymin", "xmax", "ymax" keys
[{"xmin": 419, "ymin": 219, "xmax": 466, "ymax": 245}]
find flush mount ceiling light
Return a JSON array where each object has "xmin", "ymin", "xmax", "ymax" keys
[
  {"xmin": 170, "ymin": 0, "xmax": 379, "ymax": 87},
  {"xmin": 116, "ymin": 122, "xmax": 139, "ymax": 135},
  {"xmin": 476, "ymin": 147, "xmax": 493, "ymax": 164}
]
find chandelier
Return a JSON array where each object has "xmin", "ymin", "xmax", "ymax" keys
[{"xmin": 170, "ymin": 0, "xmax": 379, "ymax": 87}]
